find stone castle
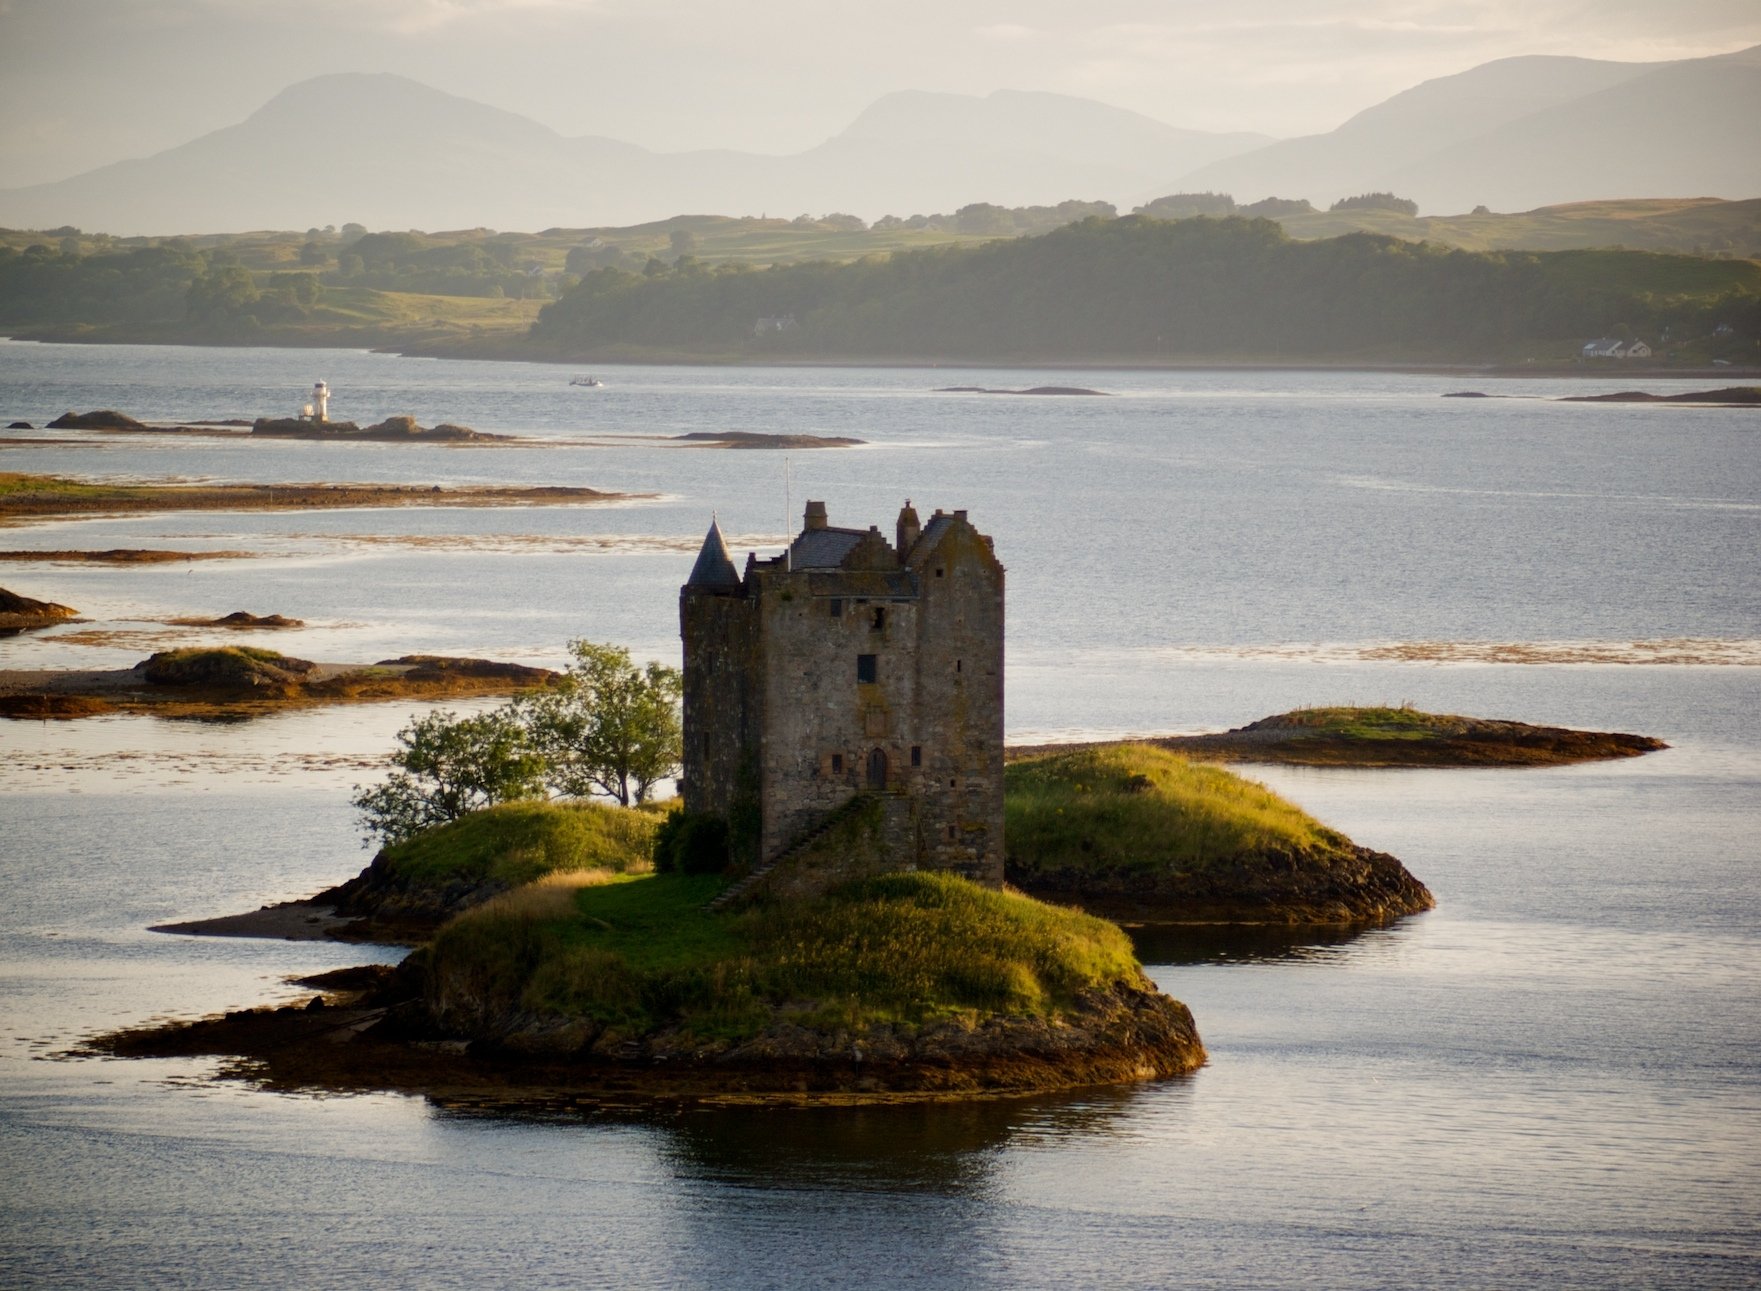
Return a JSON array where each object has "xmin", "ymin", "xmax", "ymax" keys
[{"xmin": 680, "ymin": 500, "xmax": 1005, "ymax": 887}]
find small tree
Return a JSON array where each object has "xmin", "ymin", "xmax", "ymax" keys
[
  {"xmin": 519, "ymin": 640, "xmax": 683, "ymax": 806},
  {"xmin": 351, "ymin": 708, "xmax": 547, "ymax": 845}
]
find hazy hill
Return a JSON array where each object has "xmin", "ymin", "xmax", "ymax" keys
[
  {"xmin": 1172, "ymin": 46, "xmax": 1761, "ymax": 215},
  {"xmin": 1275, "ymin": 197, "xmax": 1761, "ymax": 257},
  {"xmin": 0, "ymin": 76, "xmax": 1266, "ymax": 237}
]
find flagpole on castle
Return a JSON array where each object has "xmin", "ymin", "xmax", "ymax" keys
[{"xmin": 783, "ymin": 456, "xmax": 792, "ymax": 573}]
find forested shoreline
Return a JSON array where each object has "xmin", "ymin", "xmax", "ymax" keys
[
  {"xmin": 527, "ymin": 217, "xmax": 1761, "ymax": 363},
  {"xmin": 3, "ymin": 215, "xmax": 1757, "ymax": 365}
]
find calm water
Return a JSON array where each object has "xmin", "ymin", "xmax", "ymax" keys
[{"xmin": 1, "ymin": 342, "xmax": 1758, "ymax": 1288}]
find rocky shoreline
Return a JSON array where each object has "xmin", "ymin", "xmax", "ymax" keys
[
  {"xmin": 88, "ymin": 966, "xmax": 1204, "ymax": 1103},
  {"xmin": 1010, "ymin": 843, "xmax": 1435, "ymax": 926},
  {"xmin": 0, "ymin": 471, "xmax": 636, "ymax": 520},
  {"xmin": 0, "ymin": 650, "xmax": 556, "ymax": 720}
]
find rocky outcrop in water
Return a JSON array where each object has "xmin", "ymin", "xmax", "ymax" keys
[
  {"xmin": 0, "ymin": 586, "xmax": 79, "ymax": 630},
  {"xmin": 1011, "ymin": 844, "xmax": 1434, "ymax": 926},
  {"xmin": 251, "ymin": 415, "xmax": 507, "ymax": 441}
]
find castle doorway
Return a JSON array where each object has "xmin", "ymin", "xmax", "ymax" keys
[{"xmin": 866, "ymin": 747, "xmax": 888, "ymax": 789}]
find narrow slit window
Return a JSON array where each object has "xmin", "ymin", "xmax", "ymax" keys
[
  {"xmin": 871, "ymin": 606, "xmax": 886, "ymax": 631},
  {"xmin": 955, "ymin": 659, "xmax": 962, "ymax": 673},
  {"xmin": 829, "ymin": 598, "xmax": 843, "ymax": 618},
  {"xmin": 831, "ymin": 753, "xmax": 844, "ymax": 774},
  {"xmin": 910, "ymin": 745, "xmax": 922, "ymax": 767},
  {"xmin": 857, "ymin": 654, "xmax": 878, "ymax": 683}
]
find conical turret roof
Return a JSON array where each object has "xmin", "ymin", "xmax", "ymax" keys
[{"xmin": 686, "ymin": 517, "xmax": 741, "ymax": 591}]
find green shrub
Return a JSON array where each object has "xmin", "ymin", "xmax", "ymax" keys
[
  {"xmin": 653, "ymin": 809, "xmax": 730, "ymax": 874},
  {"xmin": 380, "ymin": 797, "xmax": 661, "ymax": 887}
]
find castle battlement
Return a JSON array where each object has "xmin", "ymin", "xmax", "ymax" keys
[{"xmin": 680, "ymin": 500, "xmax": 1005, "ymax": 885}]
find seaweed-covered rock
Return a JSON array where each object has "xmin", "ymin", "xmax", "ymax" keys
[{"xmin": 138, "ymin": 646, "xmax": 317, "ymax": 690}]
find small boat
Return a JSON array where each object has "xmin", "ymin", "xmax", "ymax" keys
[{"xmin": 569, "ymin": 376, "xmax": 604, "ymax": 388}]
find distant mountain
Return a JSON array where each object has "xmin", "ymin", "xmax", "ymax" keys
[
  {"xmin": 1168, "ymin": 46, "xmax": 1761, "ymax": 215},
  {"xmin": 0, "ymin": 75, "xmax": 1268, "ymax": 236}
]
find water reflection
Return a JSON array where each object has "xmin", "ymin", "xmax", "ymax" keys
[
  {"xmin": 654, "ymin": 1085, "xmax": 1151, "ymax": 1196},
  {"xmin": 1129, "ymin": 919, "xmax": 1414, "ymax": 966}
]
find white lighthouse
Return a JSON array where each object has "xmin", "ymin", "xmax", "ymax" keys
[{"xmin": 312, "ymin": 381, "xmax": 330, "ymax": 423}]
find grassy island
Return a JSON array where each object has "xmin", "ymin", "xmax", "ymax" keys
[
  {"xmin": 1146, "ymin": 705, "xmax": 1667, "ymax": 767},
  {"xmin": 0, "ymin": 471, "xmax": 632, "ymax": 521},
  {"xmin": 1004, "ymin": 744, "xmax": 1434, "ymax": 925},
  {"xmin": 123, "ymin": 800, "xmax": 1206, "ymax": 1100}
]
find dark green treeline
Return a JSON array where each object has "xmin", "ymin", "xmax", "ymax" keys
[{"xmin": 531, "ymin": 216, "xmax": 1761, "ymax": 360}]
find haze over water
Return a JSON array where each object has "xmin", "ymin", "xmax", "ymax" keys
[{"xmin": 1, "ymin": 342, "xmax": 1757, "ymax": 1287}]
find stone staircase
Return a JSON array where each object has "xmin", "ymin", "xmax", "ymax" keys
[{"xmin": 705, "ymin": 793, "xmax": 875, "ymax": 912}]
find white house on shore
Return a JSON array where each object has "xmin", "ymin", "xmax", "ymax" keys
[{"xmin": 1582, "ymin": 338, "xmax": 1652, "ymax": 359}]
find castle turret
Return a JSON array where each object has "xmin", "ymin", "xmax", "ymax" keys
[
  {"xmin": 685, "ymin": 518, "xmax": 741, "ymax": 592},
  {"xmin": 896, "ymin": 499, "xmax": 921, "ymax": 557}
]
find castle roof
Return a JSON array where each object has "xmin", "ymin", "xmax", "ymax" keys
[
  {"xmin": 685, "ymin": 518, "xmax": 741, "ymax": 590},
  {"xmin": 788, "ymin": 526, "xmax": 869, "ymax": 569}
]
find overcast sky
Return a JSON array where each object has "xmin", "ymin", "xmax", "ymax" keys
[{"xmin": 3, "ymin": 0, "xmax": 1758, "ymax": 187}]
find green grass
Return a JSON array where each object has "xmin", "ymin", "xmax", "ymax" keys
[
  {"xmin": 380, "ymin": 798, "xmax": 663, "ymax": 889},
  {"xmin": 1268, "ymin": 705, "xmax": 1442, "ymax": 741},
  {"xmin": 1004, "ymin": 743, "xmax": 1348, "ymax": 875},
  {"xmin": 0, "ymin": 473, "xmax": 157, "ymax": 502},
  {"xmin": 151, "ymin": 645, "xmax": 291, "ymax": 665},
  {"xmin": 427, "ymin": 869, "xmax": 1142, "ymax": 1039}
]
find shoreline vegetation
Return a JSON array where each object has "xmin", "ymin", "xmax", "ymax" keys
[
  {"xmin": 3, "ymin": 213, "xmax": 1755, "ymax": 372},
  {"xmin": 0, "ymin": 471, "xmax": 636, "ymax": 521}
]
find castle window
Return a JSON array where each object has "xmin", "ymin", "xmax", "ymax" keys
[
  {"xmin": 871, "ymin": 606, "xmax": 886, "ymax": 631},
  {"xmin": 911, "ymin": 745, "xmax": 922, "ymax": 767},
  {"xmin": 947, "ymin": 825, "xmax": 957, "ymax": 841},
  {"xmin": 955, "ymin": 659, "xmax": 962, "ymax": 673},
  {"xmin": 829, "ymin": 598, "xmax": 843, "ymax": 618},
  {"xmin": 831, "ymin": 753, "xmax": 844, "ymax": 775},
  {"xmin": 857, "ymin": 654, "xmax": 877, "ymax": 683},
  {"xmin": 867, "ymin": 747, "xmax": 889, "ymax": 789},
  {"xmin": 949, "ymin": 778, "xmax": 957, "ymax": 788},
  {"xmin": 935, "ymin": 568, "xmax": 944, "ymax": 578}
]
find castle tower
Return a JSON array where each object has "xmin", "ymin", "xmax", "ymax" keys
[{"xmin": 679, "ymin": 501, "xmax": 1005, "ymax": 886}]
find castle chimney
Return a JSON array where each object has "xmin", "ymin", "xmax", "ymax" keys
[
  {"xmin": 804, "ymin": 500, "xmax": 828, "ymax": 531},
  {"xmin": 896, "ymin": 499, "xmax": 921, "ymax": 557}
]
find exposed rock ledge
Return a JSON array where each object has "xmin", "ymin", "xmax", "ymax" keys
[
  {"xmin": 1011, "ymin": 844, "xmax": 1434, "ymax": 927},
  {"xmin": 86, "ymin": 965, "xmax": 1205, "ymax": 1103},
  {"xmin": 252, "ymin": 414, "xmax": 508, "ymax": 442},
  {"xmin": 0, "ymin": 586, "xmax": 78, "ymax": 631}
]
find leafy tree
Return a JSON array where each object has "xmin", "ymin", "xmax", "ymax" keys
[
  {"xmin": 351, "ymin": 708, "xmax": 546, "ymax": 845},
  {"xmin": 1135, "ymin": 192, "xmax": 1236, "ymax": 219},
  {"xmin": 518, "ymin": 640, "xmax": 682, "ymax": 806},
  {"xmin": 185, "ymin": 261, "xmax": 259, "ymax": 324},
  {"xmin": 1240, "ymin": 197, "xmax": 1314, "ymax": 217},
  {"xmin": 669, "ymin": 228, "xmax": 698, "ymax": 256},
  {"xmin": 1330, "ymin": 192, "xmax": 1420, "ymax": 216}
]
